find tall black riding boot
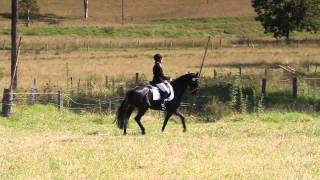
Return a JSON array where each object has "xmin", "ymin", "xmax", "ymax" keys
[{"xmin": 160, "ymin": 91, "xmax": 169, "ymax": 110}]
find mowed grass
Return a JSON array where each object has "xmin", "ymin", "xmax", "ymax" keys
[{"xmin": 1, "ymin": 105, "xmax": 320, "ymax": 178}]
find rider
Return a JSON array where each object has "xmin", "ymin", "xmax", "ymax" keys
[{"xmin": 151, "ymin": 53, "xmax": 172, "ymax": 110}]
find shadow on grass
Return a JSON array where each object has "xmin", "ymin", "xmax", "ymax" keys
[{"xmin": 0, "ymin": 13, "xmax": 78, "ymax": 25}]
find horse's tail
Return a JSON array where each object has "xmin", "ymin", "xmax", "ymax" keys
[{"xmin": 116, "ymin": 91, "xmax": 134, "ymax": 129}]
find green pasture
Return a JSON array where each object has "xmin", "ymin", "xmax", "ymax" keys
[{"xmin": 0, "ymin": 16, "xmax": 318, "ymax": 39}]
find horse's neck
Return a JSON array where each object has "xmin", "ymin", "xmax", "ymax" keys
[{"xmin": 171, "ymin": 79, "xmax": 188, "ymax": 101}]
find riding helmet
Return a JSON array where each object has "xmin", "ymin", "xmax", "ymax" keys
[{"xmin": 153, "ymin": 53, "xmax": 162, "ymax": 62}]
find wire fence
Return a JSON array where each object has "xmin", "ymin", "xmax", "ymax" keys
[
  {"xmin": 1, "ymin": 89, "xmax": 199, "ymax": 117},
  {"xmin": 3, "ymin": 69, "xmax": 320, "ymax": 117}
]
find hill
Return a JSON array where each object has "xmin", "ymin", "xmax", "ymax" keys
[{"xmin": 0, "ymin": 0, "xmax": 254, "ymax": 22}]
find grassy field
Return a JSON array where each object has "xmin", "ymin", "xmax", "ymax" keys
[
  {"xmin": 1, "ymin": 1, "xmax": 320, "ymax": 178},
  {"xmin": 0, "ymin": 17, "xmax": 265, "ymax": 38},
  {"xmin": 1, "ymin": 105, "xmax": 320, "ymax": 178},
  {"xmin": 1, "ymin": 46, "xmax": 320, "ymax": 90}
]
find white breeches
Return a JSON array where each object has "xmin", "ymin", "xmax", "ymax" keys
[{"xmin": 155, "ymin": 82, "xmax": 170, "ymax": 94}]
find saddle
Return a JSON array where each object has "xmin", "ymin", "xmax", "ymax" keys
[{"xmin": 147, "ymin": 83, "xmax": 174, "ymax": 101}]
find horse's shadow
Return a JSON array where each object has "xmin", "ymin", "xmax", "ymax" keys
[{"xmin": 86, "ymin": 130, "xmax": 145, "ymax": 137}]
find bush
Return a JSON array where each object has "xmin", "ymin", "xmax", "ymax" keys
[{"xmin": 203, "ymin": 99, "xmax": 233, "ymax": 122}]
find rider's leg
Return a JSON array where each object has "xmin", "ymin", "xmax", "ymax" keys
[
  {"xmin": 156, "ymin": 83, "xmax": 170, "ymax": 110},
  {"xmin": 159, "ymin": 91, "xmax": 169, "ymax": 110}
]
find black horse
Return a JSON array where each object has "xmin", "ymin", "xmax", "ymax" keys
[{"xmin": 116, "ymin": 72, "xmax": 199, "ymax": 135}]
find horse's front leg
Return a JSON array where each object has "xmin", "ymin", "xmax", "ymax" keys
[
  {"xmin": 175, "ymin": 111, "xmax": 187, "ymax": 132},
  {"xmin": 162, "ymin": 111, "xmax": 173, "ymax": 132}
]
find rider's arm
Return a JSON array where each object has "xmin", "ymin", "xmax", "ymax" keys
[{"xmin": 156, "ymin": 65, "xmax": 171, "ymax": 81}]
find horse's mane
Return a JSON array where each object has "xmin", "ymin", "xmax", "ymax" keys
[{"xmin": 172, "ymin": 73, "xmax": 194, "ymax": 85}]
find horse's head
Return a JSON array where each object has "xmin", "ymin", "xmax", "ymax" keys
[
  {"xmin": 188, "ymin": 72, "xmax": 199, "ymax": 95},
  {"xmin": 172, "ymin": 72, "xmax": 199, "ymax": 95}
]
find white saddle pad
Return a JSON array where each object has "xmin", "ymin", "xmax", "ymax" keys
[{"xmin": 150, "ymin": 84, "xmax": 174, "ymax": 101}]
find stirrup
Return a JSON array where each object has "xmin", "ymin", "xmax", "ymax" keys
[
  {"xmin": 161, "ymin": 103, "xmax": 166, "ymax": 110},
  {"xmin": 161, "ymin": 99, "xmax": 168, "ymax": 110}
]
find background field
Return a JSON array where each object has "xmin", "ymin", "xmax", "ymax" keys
[{"xmin": 0, "ymin": 0, "xmax": 254, "ymax": 22}]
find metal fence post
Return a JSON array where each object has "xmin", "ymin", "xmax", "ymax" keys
[
  {"xmin": 58, "ymin": 91, "xmax": 64, "ymax": 110},
  {"xmin": 292, "ymin": 77, "xmax": 298, "ymax": 98},
  {"xmin": 31, "ymin": 87, "xmax": 37, "ymax": 104},
  {"xmin": 31, "ymin": 78, "xmax": 37, "ymax": 104},
  {"xmin": 2, "ymin": 89, "xmax": 13, "ymax": 117}
]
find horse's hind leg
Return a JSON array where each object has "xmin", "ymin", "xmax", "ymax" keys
[
  {"xmin": 162, "ymin": 111, "xmax": 173, "ymax": 132},
  {"xmin": 175, "ymin": 111, "xmax": 187, "ymax": 132},
  {"xmin": 135, "ymin": 108, "xmax": 148, "ymax": 135},
  {"xmin": 123, "ymin": 106, "xmax": 134, "ymax": 135},
  {"xmin": 123, "ymin": 119, "xmax": 128, "ymax": 135}
]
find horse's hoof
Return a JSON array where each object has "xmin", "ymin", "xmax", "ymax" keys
[
  {"xmin": 142, "ymin": 131, "xmax": 146, "ymax": 135},
  {"xmin": 183, "ymin": 129, "xmax": 187, "ymax": 133}
]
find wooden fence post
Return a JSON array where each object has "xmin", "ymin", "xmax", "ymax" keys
[
  {"xmin": 105, "ymin": 75, "xmax": 109, "ymax": 88},
  {"xmin": 213, "ymin": 69, "xmax": 217, "ymax": 79},
  {"xmin": 98, "ymin": 99, "xmax": 102, "ymax": 114},
  {"xmin": 108, "ymin": 100, "xmax": 112, "ymax": 113},
  {"xmin": 77, "ymin": 79, "xmax": 81, "ymax": 93},
  {"xmin": 239, "ymin": 66, "xmax": 242, "ymax": 77},
  {"xmin": 2, "ymin": 89, "xmax": 13, "ymax": 117},
  {"xmin": 292, "ymin": 77, "xmax": 298, "ymax": 98},
  {"xmin": 262, "ymin": 78, "xmax": 267, "ymax": 97},
  {"xmin": 30, "ymin": 78, "xmax": 37, "ymax": 104},
  {"xmin": 135, "ymin": 73, "xmax": 139, "ymax": 84},
  {"xmin": 264, "ymin": 68, "xmax": 268, "ymax": 77},
  {"xmin": 66, "ymin": 62, "xmax": 69, "ymax": 90},
  {"xmin": 58, "ymin": 91, "xmax": 64, "ymax": 110},
  {"xmin": 70, "ymin": 76, "xmax": 74, "ymax": 95}
]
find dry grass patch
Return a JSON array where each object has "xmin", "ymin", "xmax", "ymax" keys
[
  {"xmin": 1, "ymin": 46, "xmax": 320, "ymax": 89},
  {"xmin": 0, "ymin": 0, "xmax": 254, "ymax": 24}
]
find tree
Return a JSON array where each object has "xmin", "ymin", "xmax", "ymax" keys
[
  {"xmin": 252, "ymin": 0, "xmax": 320, "ymax": 41},
  {"xmin": 11, "ymin": 0, "xmax": 19, "ymax": 90},
  {"xmin": 18, "ymin": 0, "xmax": 39, "ymax": 27}
]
